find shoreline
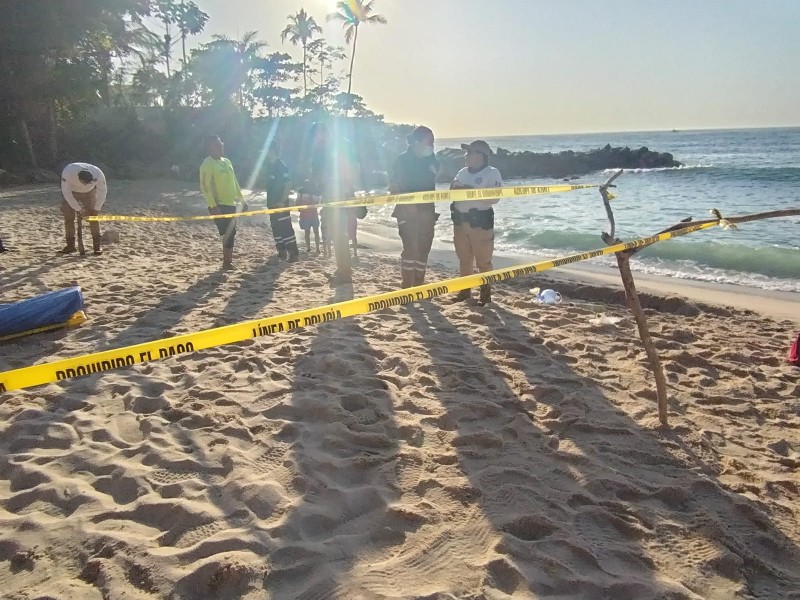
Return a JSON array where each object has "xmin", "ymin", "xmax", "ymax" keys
[
  {"xmin": 1, "ymin": 179, "xmax": 799, "ymax": 599},
  {"xmin": 356, "ymin": 223, "xmax": 800, "ymax": 324},
  {"xmin": 2, "ymin": 179, "xmax": 798, "ymax": 324}
]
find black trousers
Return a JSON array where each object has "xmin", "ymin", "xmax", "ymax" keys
[
  {"xmin": 398, "ymin": 211, "xmax": 436, "ymax": 287},
  {"xmin": 212, "ymin": 205, "xmax": 237, "ymax": 249},
  {"xmin": 269, "ymin": 211, "xmax": 298, "ymax": 257}
]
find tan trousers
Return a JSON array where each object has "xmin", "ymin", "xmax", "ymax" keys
[
  {"xmin": 62, "ymin": 189, "xmax": 101, "ymax": 249},
  {"xmin": 453, "ymin": 224, "xmax": 494, "ymax": 276}
]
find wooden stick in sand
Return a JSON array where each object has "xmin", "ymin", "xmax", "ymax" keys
[
  {"xmin": 77, "ymin": 213, "xmax": 86, "ymax": 256},
  {"xmin": 599, "ymin": 170, "xmax": 670, "ymax": 426},
  {"xmin": 598, "ymin": 172, "xmax": 799, "ymax": 426}
]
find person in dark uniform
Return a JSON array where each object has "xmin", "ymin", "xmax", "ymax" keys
[
  {"xmin": 389, "ymin": 125, "xmax": 439, "ymax": 288},
  {"xmin": 265, "ymin": 144, "xmax": 299, "ymax": 262}
]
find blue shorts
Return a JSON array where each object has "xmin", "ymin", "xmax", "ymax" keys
[{"xmin": 299, "ymin": 213, "xmax": 320, "ymax": 231}]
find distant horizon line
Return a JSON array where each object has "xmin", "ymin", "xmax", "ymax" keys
[
  {"xmin": 437, "ymin": 124, "xmax": 800, "ymax": 139},
  {"xmin": 437, "ymin": 124, "xmax": 800, "ymax": 140}
]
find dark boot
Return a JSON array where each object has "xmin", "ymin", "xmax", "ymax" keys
[
  {"xmin": 477, "ymin": 284, "xmax": 492, "ymax": 306},
  {"xmin": 414, "ymin": 269, "xmax": 426, "ymax": 287},
  {"xmin": 453, "ymin": 289, "xmax": 471, "ymax": 303},
  {"xmin": 286, "ymin": 241, "xmax": 300, "ymax": 262},
  {"xmin": 92, "ymin": 234, "xmax": 103, "ymax": 256},
  {"xmin": 58, "ymin": 237, "xmax": 77, "ymax": 254},
  {"xmin": 222, "ymin": 247, "xmax": 234, "ymax": 270},
  {"xmin": 401, "ymin": 268, "xmax": 415, "ymax": 289},
  {"xmin": 276, "ymin": 240, "xmax": 287, "ymax": 260}
]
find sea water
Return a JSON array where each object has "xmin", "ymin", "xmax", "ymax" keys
[{"xmin": 373, "ymin": 127, "xmax": 800, "ymax": 292}]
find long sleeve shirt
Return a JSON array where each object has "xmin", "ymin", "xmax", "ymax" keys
[
  {"xmin": 199, "ymin": 156, "xmax": 242, "ymax": 208},
  {"xmin": 61, "ymin": 163, "xmax": 107, "ymax": 211}
]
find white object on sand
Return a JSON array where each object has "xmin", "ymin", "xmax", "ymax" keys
[{"xmin": 531, "ymin": 288, "xmax": 562, "ymax": 304}]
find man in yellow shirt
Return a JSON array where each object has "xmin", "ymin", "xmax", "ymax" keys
[{"xmin": 200, "ymin": 135, "xmax": 247, "ymax": 270}]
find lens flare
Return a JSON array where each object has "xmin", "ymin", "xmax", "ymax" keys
[{"xmin": 246, "ymin": 118, "xmax": 281, "ymax": 191}]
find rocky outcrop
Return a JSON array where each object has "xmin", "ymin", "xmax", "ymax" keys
[{"xmin": 435, "ymin": 144, "xmax": 681, "ymax": 182}]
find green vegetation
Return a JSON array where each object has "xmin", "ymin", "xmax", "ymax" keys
[{"xmin": 0, "ymin": 0, "xmax": 399, "ymax": 184}]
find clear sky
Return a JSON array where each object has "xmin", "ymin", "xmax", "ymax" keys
[{"xmin": 191, "ymin": 0, "xmax": 800, "ymax": 137}]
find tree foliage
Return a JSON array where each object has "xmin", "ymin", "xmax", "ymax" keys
[
  {"xmin": 0, "ymin": 0, "xmax": 387, "ymax": 172},
  {"xmin": 280, "ymin": 8, "xmax": 323, "ymax": 97},
  {"xmin": 327, "ymin": 0, "xmax": 387, "ymax": 95}
]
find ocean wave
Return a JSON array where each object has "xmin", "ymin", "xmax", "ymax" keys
[
  {"xmin": 601, "ymin": 164, "xmax": 800, "ymax": 182},
  {"xmin": 633, "ymin": 263, "xmax": 800, "ymax": 293},
  {"xmin": 497, "ymin": 229, "xmax": 800, "ymax": 280},
  {"xmin": 601, "ymin": 165, "xmax": 714, "ymax": 174}
]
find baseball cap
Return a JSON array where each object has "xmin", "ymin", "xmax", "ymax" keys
[{"xmin": 461, "ymin": 140, "xmax": 493, "ymax": 157}]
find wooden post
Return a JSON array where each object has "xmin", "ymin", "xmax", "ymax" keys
[
  {"xmin": 599, "ymin": 170, "xmax": 670, "ymax": 426},
  {"xmin": 77, "ymin": 214, "xmax": 86, "ymax": 256}
]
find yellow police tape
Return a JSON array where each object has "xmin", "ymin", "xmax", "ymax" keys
[
  {"xmin": 88, "ymin": 184, "xmax": 596, "ymax": 223},
  {"xmin": 0, "ymin": 219, "xmax": 721, "ymax": 394}
]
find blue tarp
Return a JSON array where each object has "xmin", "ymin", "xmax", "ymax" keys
[{"xmin": 0, "ymin": 287, "xmax": 84, "ymax": 338}]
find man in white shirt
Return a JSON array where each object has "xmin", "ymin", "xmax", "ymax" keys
[
  {"xmin": 450, "ymin": 140, "xmax": 503, "ymax": 305},
  {"xmin": 60, "ymin": 162, "xmax": 107, "ymax": 255}
]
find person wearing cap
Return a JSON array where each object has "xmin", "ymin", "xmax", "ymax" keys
[
  {"xmin": 200, "ymin": 135, "xmax": 247, "ymax": 270},
  {"xmin": 265, "ymin": 144, "xmax": 299, "ymax": 262},
  {"xmin": 450, "ymin": 140, "xmax": 503, "ymax": 305},
  {"xmin": 389, "ymin": 125, "xmax": 439, "ymax": 288},
  {"xmin": 308, "ymin": 122, "xmax": 360, "ymax": 285},
  {"xmin": 59, "ymin": 162, "xmax": 108, "ymax": 255}
]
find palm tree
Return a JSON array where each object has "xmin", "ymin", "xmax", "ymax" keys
[
  {"xmin": 327, "ymin": 0, "xmax": 387, "ymax": 97},
  {"xmin": 280, "ymin": 8, "xmax": 322, "ymax": 98},
  {"xmin": 190, "ymin": 32, "xmax": 268, "ymax": 110}
]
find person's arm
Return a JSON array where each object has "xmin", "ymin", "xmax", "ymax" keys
[
  {"xmin": 450, "ymin": 181, "xmax": 471, "ymax": 189},
  {"xmin": 281, "ymin": 183, "xmax": 292, "ymax": 208},
  {"xmin": 388, "ymin": 156, "xmax": 403, "ymax": 194},
  {"xmin": 232, "ymin": 163, "xmax": 243, "ymax": 201},
  {"xmin": 280, "ymin": 164, "xmax": 291, "ymax": 207},
  {"xmin": 93, "ymin": 172, "xmax": 108, "ymax": 211},
  {"xmin": 230, "ymin": 164, "xmax": 248, "ymax": 211},
  {"xmin": 487, "ymin": 169, "xmax": 503, "ymax": 206},
  {"xmin": 61, "ymin": 175, "xmax": 81, "ymax": 211},
  {"xmin": 199, "ymin": 162, "xmax": 220, "ymax": 213},
  {"xmin": 450, "ymin": 169, "xmax": 472, "ymax": 190},
  {"xmin": 353, "ymin": 160, "xmax": 362, "ymax": 193}
]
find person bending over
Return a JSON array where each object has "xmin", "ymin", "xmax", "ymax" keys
[{"xmin": 59, "ymin": 162, "xmax": 107, "ymax": 255}]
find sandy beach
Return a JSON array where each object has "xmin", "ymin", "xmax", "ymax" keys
[{"xmin": 1, "ymin": 179, "xmax": 799, "ymax": 599}]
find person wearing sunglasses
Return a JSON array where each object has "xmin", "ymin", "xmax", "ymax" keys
[{"xmin": 449, "ymin": 140, "xmax": 503, "ymax": 306}]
